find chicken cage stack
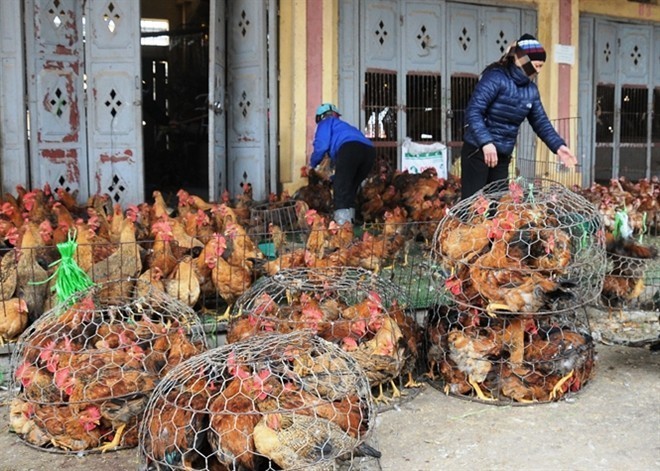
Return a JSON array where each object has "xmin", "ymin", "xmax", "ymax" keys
[
  {"xmin": 227, "ymin": 266, "xmax": 423, "ymax": 406},
  {"xmin": 8, "ymin": 278, "xmax": 207, "ymax": 453},
  {"xmin": 429, "ymin": 177, "xmax": 607, "ymax": 404},
  {"xmin": 138, "ymin": 330, "xmax": 380, "ymax": 471}
]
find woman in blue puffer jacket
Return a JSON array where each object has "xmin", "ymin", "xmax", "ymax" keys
[
  {"xmin": 461, "ymin": 33, "xmax": 577, "ymax": 199},
  {"xmin": 309, "ymin": 103, "xmax": 376, "ymax": 225}
]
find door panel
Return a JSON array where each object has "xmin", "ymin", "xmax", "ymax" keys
[
  {"xmin": 226, "ymin": 0, "xmax": 268, "ymax": 200},
  {"xmin": 209, "ymin": 0, "xmax": 226, "ymax": 201},
  {"xmin": 85, "ymin": 0, "xmax": 143, "ymax": 204},
  {"xmin": 447, "ymin": 4, "xmax": 480, "ymax": 75},
  {"xmin": 25, "ymin": 0, "xmax": 87, "ymax": 195},
  {"xmin": 0, "ymin": 0, "xmax": 28, "ymax": 193},
  {"xmin": 481, "ymin": 8, "xmax": 519, "ymax": 65}
]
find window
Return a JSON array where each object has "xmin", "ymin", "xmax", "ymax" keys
[{"xmin": 141, "ymin": 19, "xmax": 169, "ymax": 47}]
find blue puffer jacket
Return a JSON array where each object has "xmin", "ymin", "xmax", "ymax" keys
[
  {"xmin": 462, "ymin": 63, "xmax": 565, "ymax": 156},
  {"xmin": 310, "ymin": 117, "xmax": 374, "ymax": 167}
]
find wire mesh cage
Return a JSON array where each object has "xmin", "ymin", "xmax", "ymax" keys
[
  {"xmin": 423, "ymin": 304, "xmax": 596, "ymax": 404},
  {"xmin": 587, "ymin": 243, "xmax": 660, "ymax": 347},
  {"xmin": 227, "ymin": 267, "xmax": 423, "ymax": 404},
  {"xmin": 431, "ymin": 177, "xmax": 607, "ymax": 316},
  {"xmin": 250, "ymin": 199, "xmax": 304, "ymax": 234},
  {"xmin": 138, "ymin": 330, "xmax": 380, "ymax": 471},
  {"xmin": 8, "ymin": 278, "xmax": 207, "ymax": 453}
]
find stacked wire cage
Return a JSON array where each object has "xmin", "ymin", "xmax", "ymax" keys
[
  {"xmin": 429, "ymin": 177, "xmax": 606, "ymax": 404},
  {"xmin": 8, "ymin": 278, "xmax": 207, "ymax": 453},
  {"xmin": 138, "ymin": 330, "xmax": 380, "ymax": 471},
  {"xmin": 227, "ymin": 266, "xmax": 423, "ymax": 405}
]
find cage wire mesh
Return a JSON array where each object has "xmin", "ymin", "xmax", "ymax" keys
[
  {"xmin": 227, "ymin": 267, "xmax": 423, "ymax": 406},
  {"xmin": 423, "ymin": 304, "xmax": 595, "ymax": 404},
  {"xmin": 431, "ymin": 177, "xmax": 607, "ymax": 317},
  {"xmin": 587, "ymin": 243, "xmax": 660, "ymax": 347},
  {"xmin": 250, "ymin": 199, "xmax": 304, "ymax": 234},
  {"xmin": 138, "ymin": 330, "xmax": 380, "ymax": 471},
  {"xmin": 8, "ymin": 278, "xmax": 207, "ymax": 453}
]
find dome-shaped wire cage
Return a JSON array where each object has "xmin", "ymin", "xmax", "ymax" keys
[
  {"xmin": 587, "ymin": 244, "xmax": 660, "ymax": 347},
  {"xmin": 431, "ymin": 178, "xmax": 607, "ymax": 316},
  {"xmin": 226, "ymin": 267, "xmax": 423, "ymax": 404},
  {"xmin": 8, "ymin": 278, "xmax": 207, "ymax": 453},
  {"xmin": 138, "ymin": 330, "xmax": 380, "ymax": 471},
  {"xmin": 424, "ymin": 304, "xmax": 596, "ymax": 404}
]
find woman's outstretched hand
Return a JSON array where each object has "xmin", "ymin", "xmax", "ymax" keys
[{"xmin": 557, "ymin": 145, "xmax": 577, "ymax": 169}]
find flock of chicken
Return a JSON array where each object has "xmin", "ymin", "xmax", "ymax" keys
[
  {"xmin": 140, "ymin": 331, "xmax": 378, "ymax": 471},
  {"xmin": 9, "ymin": 282, "xmax": 205, "ymax": 452},
  {"xmin": 1, "ymin": 171, "xmax": 659, "ymax": 462}
]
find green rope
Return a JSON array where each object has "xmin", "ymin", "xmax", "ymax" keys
[{"xmin": 36, "ymin": 230, "xmax": 95, "ymax": 304}]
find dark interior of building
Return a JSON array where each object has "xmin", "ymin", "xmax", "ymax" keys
[{"xmin": 141, "ymin": 0, "xmax": 210, "ymax": 202}]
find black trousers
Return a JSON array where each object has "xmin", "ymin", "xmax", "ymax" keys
[
  {"xmin": 460, "ymin": 143, "xmax": 511, "ymax": 200},
  {"xmin": 333, "ymin": 141, "xmax": 376, "ymax": 210}
]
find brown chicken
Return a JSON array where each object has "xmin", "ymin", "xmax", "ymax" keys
[
  {"xmin": 68, "ymin": 367, "xmax": 158, "ymax": 452},
  {"xmin": 0, "ymin": 297, "xmax": 28, "ymax": 346},
  {"xmin": 344, "ymin": 315, "xmax": 405, "ymax": 402},
  {"xmin": 524, "ymin": 327, "xmax": 594, "ymax": 400},
  {"xmin": 253, "ymin": 412, "xmax": 371, "ymax": 470},
  {"xmin": 445, "ymin": 327, "xmax": 501, "ymax": 401},
  {"xmin": 30, "ymin": 403, "xmax": 104, "ymax": 451},
  {"xmin": 223, "ymin": 221, "xmax": 263, "ymax": 269},
  {"xmin": 87, "ymin": 218, "xmax": 143, "ymax": 300},
  {"xmin": 143, "ymin": 381, "xmax": 218, "ymax": 470},
  {"xmin": 164, "ymin": 255, "xmax": 201, "ymax": 308},
  {"xmin": 207, "ymin": 369, "xmax": 273, "ymax": 470},
  {"xmin": 16, "ymin": 222, "xmax": 49, "ymax": 322},
  {"xmin": 601, "ymin": 231, "xmax": 658, "ymax": 310},
  {"xmin": 305, "ymin": 209, "xmax": 330, "ymax": 259},
  {"xmin": 205, "ymin": 234, "xmax": 252, "ymax": 315}
]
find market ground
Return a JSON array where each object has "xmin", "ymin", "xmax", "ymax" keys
[{"xmin": 0, "ymin": 342, "xmax": 657, "ymax": 471}]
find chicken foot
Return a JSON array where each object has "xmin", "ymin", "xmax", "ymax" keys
[
  {"xmin": 404, "ymin": 372, "xmax": 424, "ymax": 389},
  {"xmin": 96, "ymin": 423, "xmax": 126, "ymax": 453},
  {"xmin": 422, "ymin": 362, "xmax": 438, "ymax": 381},
  {"xmin": 485, "ymin": 302, "xmax": 512, "ymax": 318},
  {"xmin": 549, "ymin": 370, "xmax": 574, "ymax": 400},
  {"xmin": 468, "ymin": 377, "xmax": 494, "ymax": 401},
  {"xmin": 373, "ymin": 383, "xmax": 392, "ymax": 404}
]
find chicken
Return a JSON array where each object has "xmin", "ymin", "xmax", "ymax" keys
[
  {"xmin": 68, "ymin": 367, "xmax": 158, "ymax": 452},
  {"xmin": 601, "ymin": 223, "xmax": 658, "ymax": 311},
  {"xmin": 31, "ymin": 403, "xmax": 103, "ymax": 451},
  {"xmin": 253, "ymin": 412, "xmax": 371, "ymax": 470},
  {"xmin": 345, "ymin": 315, "xmax": 406, "ymax": 402},
  {"xmin": 469, "ymin": 239, "xmax": 576, "ymax": 314},
  {"xmin": 445, "ymin": 327, "xmax": 501, "ymax": 401},
  {"xmin": 305, "ymin": 209, "xmax": 329, "ymax": 259},
  {"xmin": 16, "ymin": 222, "xmax": 49, "ymax": 322},
  {"xmin": 164, "ymin": 255, "xmax": 201, "ymax": 308},
  {"xmin": 524, "ymin": 326, "xmax": 594, "ymax": 400},
  {"xmin": 207, "ymin": 370, "xmax": 272, "ymax": 470},
  {"xmin": 436, "ymin": 217, "xmax": 491, "ymax": 263},
  {"xmin": 136, "ymin": 267, "xmax": 166, "ymax": 298},
  {"xmin": 143, "ymin": 383, "xmax": 215, "ymax": 470},
  {"xmin": 223, "ymin": 221, "xmax": 263, "ymax": 269},
  {"xmin": 295, "ymin": 163, "xmax": 334, "ymax": 215},
  {"xmin": 86, "ymin": 218, "xmax": 142, "ymax": 300},
  {"xmin": 0, "ymin": 297, "xmax": 28, "ymax": 346},
  {"xmin": 389, "ymin": 299, "xmax": 422, "ymax": 388},
  {"xmin": 205, "ymin": 234, "xmax": 252, "ymax": 315},
  {"xmin": 0, "ymin": 248, "xmax": 18, "ymax": 300}
]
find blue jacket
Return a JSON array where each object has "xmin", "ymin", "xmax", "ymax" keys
[
  {"xmin": 462, "ymin": 63, "xmax": 565, "ymax": 156},
  {"xmin": 310, "ymin": 117, "xmax": 374, "ymax": 167}
]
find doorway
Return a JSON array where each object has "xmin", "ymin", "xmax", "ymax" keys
[{"xmin": 141, "ymin": 0, "xmax": 210, "ymax": 203}]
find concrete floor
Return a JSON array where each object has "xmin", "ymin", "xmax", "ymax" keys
[{"xmin": 0, "ymin": 342, "xmax": 658, "ymax": 471}]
